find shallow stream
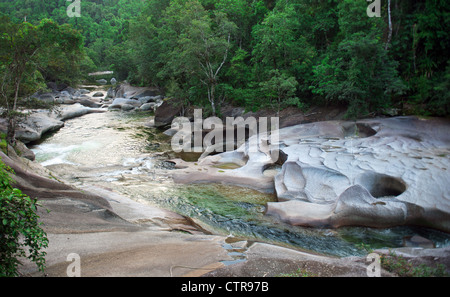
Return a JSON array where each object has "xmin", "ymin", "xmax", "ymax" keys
[{"xmin": 30, "ymin": 110, "xmax": 450, "ymax": 257}]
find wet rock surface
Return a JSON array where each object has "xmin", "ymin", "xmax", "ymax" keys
[
  {"xmin": 204, "ymin": 242, "xmax": 450, "ymax": 277},
  {"xmin": 174, "ymin": 116, "xmax": 450, "ymax": 232},
  {"xmin": 4, "ymin": 83, "xmax": 449, "ymax": 276},
  {"xmin": 1, "ymin": 149, "xmax": 232, "ymax": 277}
]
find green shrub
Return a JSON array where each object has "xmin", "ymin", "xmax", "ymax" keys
[
  {"xmin": 381, "ymin": 250, "xmax": 448, "ymax": 277},
  {"xmin": 0, "ymin": 134, "xmax": 7, "ymax": 154},
  {"xmin": 0, "ymin": 158, "xmax": 48, "ymax": 277}
]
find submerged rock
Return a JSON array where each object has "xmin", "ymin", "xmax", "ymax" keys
[{"xmin": 402, "ymin": 235, "xmax": 435, "ymax": 248}]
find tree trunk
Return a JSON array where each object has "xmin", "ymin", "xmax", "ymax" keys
[
  {"xmin": 385, "ymin": 0, "xmax": 393, "ymax": 50},
  {"xmin": 209, "ymin": 84, "xmax": 216, "ymax": 116},
  {"xmin": 6, "ymin": 114, "xmax": 16, "ymax": 148},
  {"xmin": 6, "ymin": 74, "xmax": 22, "ymax": 146},
  {"xmin": 412, "ymin": 23, "xmax": 418, "ymax": 73}
]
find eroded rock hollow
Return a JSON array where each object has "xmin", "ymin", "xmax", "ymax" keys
[{"xmin": 173, "ymin": 116, "xmax": 450, "ymax": 232}]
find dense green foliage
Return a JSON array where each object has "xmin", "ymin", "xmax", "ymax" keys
[
  {"xmin": 0, "ymin": 0, "xmax": 448, "ymax": 117},
  {"xmin": 0, "ymin": 16, "xmax": 85, "ymax": 144},
  {"xmin": 0, "ymin": 159, "xmax": 48, "ymax": 276},
  {"xmin": 126, "ymin": 0, "xmax": 450, "ymax": 117},
  {"xmin": 0, "ymin": 16, "xmax": 84, "ymax": 93},
  {"xmin": 0, "ymin": 0, "xmax": 146, "ymax": 76},
  {"xmin": 381, "ymin": 249, "xmax": 448, "ymax": 277},
  {"xmin": 0, "ymin": 0, "xmax": 448, "ymax": 277}
]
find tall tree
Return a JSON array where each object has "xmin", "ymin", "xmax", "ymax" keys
[
  {"xmin": 0, "ymin": 17, "xmax": 83, "ymax": 145},
  {"xmin": 214, "ymin": 0, "xmax": 267, "ymax": 50},
  {"xmin": 252, "ymin": 1, "xmax": 315, "ymax": 108},
  {"xmin": 157, "ymin": 0, "xmax": 236, "ymax": 115},
  {"xmin": 310, "ymin": 0, "xmax": 405, "ymax": 118}
]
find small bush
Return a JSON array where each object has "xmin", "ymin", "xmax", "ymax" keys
[
  {"xmin": 381, "ymin": 250, "xmax": 448, "ymax": 277},
  {"xmin": 0, "ymin": 158, "xmax": 48, "ymax": 277},
  {"xmin": 0, "ymin": 134, "xmax": 7, "ymax": 154}
]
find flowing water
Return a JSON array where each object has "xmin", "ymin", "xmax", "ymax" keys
[{"xmin": 30, "ymin": 110, "xmax": 450, "ymax": 257}]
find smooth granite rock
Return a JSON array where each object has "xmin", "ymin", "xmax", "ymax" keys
[{"xmin": 173, "ymin": 116, "xmax": 450, "ymax": 232}]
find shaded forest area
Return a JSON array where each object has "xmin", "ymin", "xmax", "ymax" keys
[{"xmin": 1, "ymin": 0, "xmax": 449, "ymax": 118}]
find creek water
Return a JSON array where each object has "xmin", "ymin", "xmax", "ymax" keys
[{"xmin": 30, "ymin": 110, "xmax": 450, "ymax": 257}]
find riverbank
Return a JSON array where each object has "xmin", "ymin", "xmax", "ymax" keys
[
  {"xmin": 10, "ymin": 140, "xmax": 450, "ymax": 277},
  {"xmin": 0, "ymin": 148, "xmax": 372, "ymax": 277},
  {"xmin": 2, "ymin": 148, "xmax": 231, "ymax": 277},
  {"xmin": 7, "ymin": 121, "xmax": 448, "ymax": 277},
  {"xmin": 3, "ymin": 84, "xmax": 449, "ymax": 277}
]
